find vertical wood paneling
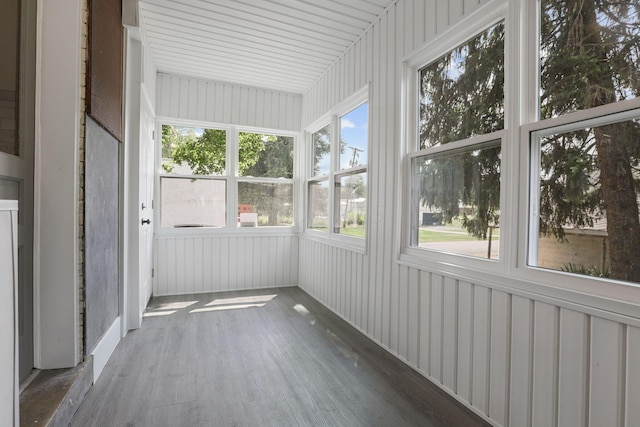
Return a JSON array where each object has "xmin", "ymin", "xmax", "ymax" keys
[
  {"xmin": 456, "ymin": 281, "xmax": 473, "ymax": 402},
  {"xmin": 532, "ymin": 302, "xmax": 559, "ymax": 427},
  {"xmin": 464, "ymin": 0, "xmax": 483, "ymax": 16},
  {"xmin": 472, "ymin": 286, "xmax": 490, "ymax": 414},
  {"xmin": 442, "ymin": 277, "xmax": 457, "ymax": 392},
  {"xmin": 397, "ymin": 265, "xmax": 409, "ymax": 358},
  {"xmin": 509, "ymin": 296, "xmax": 533, "ymax": 427},
  {"xmin": 168, "ymin": 238, "xmax": 177, "ymax": 295},
  {"xmin": 436, "ymin": 0, "xmax": 449, "ymax": 33},
  {"xmin": 169, "ymin": 76, "xmax": 180, "ymax": 118},
  {"xmin": 489, "ymin": 290, "xmax": 510, "ymax": 426},
  {"xmin": 402, "ymin": 0, "xmax": 413, "ymax": 54},
  {"xmin": 154, "ymin": 235, "xmax": 299, "ymax": 295},
  {"xmin": 627, "ymin": 326, "xmax": 640, "ymax": 427},
  {"xmin": 418, "ymin": 271, "xmax": 431, "ymax": 373},
  {"xmin": 187, "ymin": 79, "xmax": 197, "ymax": 120},
  {"xmin": 425, "ymin": 0, "xmax": 437, "ymax": 40},
  {"xmin": 407, "ymin": 268, "xmax": 420, "ymax": 366},
  {"xmin": 413, "ymin": 0, "xmax": 425, "ymax": 46},
  {"xmin": 156, "ymin": 74, "xmax": 302, "ymax": 131},
  {"xmin": 193, "ymin": 237, "xmax": 203, "ymax": 292},
  {"xmin": 158, "ymin": 74, "xmax": 169, "ymax": 117},
  {"xmin": 557, "ymin": 309, "xmax": 588, "ymax": 427},
  {"xmin": 223, "ymin": 85, "xmax": 232, "ymax": 123},
  {"xmin": 430, "ymin": 274, "xmax": 443, "ymax": 382},
  {"xmin": 360, "ymin": 245, "xmax": 369, "ymax": 331},
  {"xmin": 590, "ymin": 317, "xmax": 625, "ymax": 427},
  {"xmin": 179, "ymin": 78, "xmax": 189, "ymax": 117}
]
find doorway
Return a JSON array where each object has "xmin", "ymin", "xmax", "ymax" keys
[{"xmin": 0, "ymin": 0, "xmax": 36, "ymax": 383}]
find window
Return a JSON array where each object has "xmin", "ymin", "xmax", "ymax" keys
[
  {"xmin": 407, "ymin": 20, "xmax": 505, "ymax": 260},
  {"xmin": 159, "ymin": 124, "xmax": 295, "ymax": 230},
  {"xmin": 335, "ymin": 103, "xmax": 368, "ymax": 237},
  {"xmin": 238, "ymin": 132, "xmax": 294, "ymax": 227},
  {"xmin": 306, "ymin": 92, "xmax": 369, "ymax": 242},
  {"xmin": 527, "ymin": 0, "xmax": 640, "ymax": 284}
]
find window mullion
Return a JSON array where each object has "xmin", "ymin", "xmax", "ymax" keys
[
  {"xmin": 527, "ymin": 131, "xmax": 541, "ymax": 267},
  {"xmin": 329, "ymin": 115, "xmax": 339, "ymax": 235},
  {"xmin": 226, "ymin": 127, "xmax": 238, "ymax": 229}
]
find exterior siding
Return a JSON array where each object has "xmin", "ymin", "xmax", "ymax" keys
[{"xmin": 298, "ymin": 1, "xmax": 640, "ymax": 426}]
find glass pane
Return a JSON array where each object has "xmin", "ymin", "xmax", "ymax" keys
[
  {"xmin": 0, "ymin": 0, "xmax": 20, "ymax": 156},
  {"xmin": 237, "ymin": 182, "xmax": 293, "ymax": 227},
  {"xmin": 412, "ymin": 143, "xmax": 501, "ymax": 259},
  {"xmin": 540, "ymin": 1, "xmax": 639, "ymax": 119},
  {"xmin": 312, "ymin": 124, "xmax": 331, "ymax": 176},
  {"xmin": 419, "ymin": 21, "xmax": 504, "ymax": 149},
  {"xmin": 238, "ymin": 133, "xmax": 293, "ymax": 178},
  {"xmin": 532, "ymin": 116, "xmax": 640, "ymax": 283},
  {"xmin": 339, "ymin": 103, "xmax": 368, "ymax": 170},
  {"xmin": 308, "ymin": 180, "xmax": 329, "ymax": 231},
  {"xmin": 334, "ymin": 171, "xmax": 367, "ymax": 238},
  {"xmin": 161, "ymin": 177, "xmax": 226, "ymax": 228},
  {"xmin": 161, "ymin": 125, "xmax": 226, "ymax": 175}
]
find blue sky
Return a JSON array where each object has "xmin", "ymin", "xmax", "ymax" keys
[{"xmin": 340, "ymin": 103, "xmax": 368, "ymax": 169}]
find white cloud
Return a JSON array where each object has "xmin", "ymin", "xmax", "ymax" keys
[{"xmin": 341, "ymin": 119, "xmax": 356, "ymax": 129}]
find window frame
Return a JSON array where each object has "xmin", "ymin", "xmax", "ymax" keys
[
  {"xmin": 518, "ymin": 98, "xmax": 640, "ymax": 299},
  {"xmin": 396, "ymin": 0, "xmax": 640, "ymax": 315},
  {"xmin": 399, "ymin": 5, "xmax": 509, "ymax": 273},
  {"xmin": 155, "ymin": 118, "xmax": 298, "ymax": 237},
  {"xmin": 511, "ymin": 0, "xmax": 640, "ymax": 310},
  {"xmin": 304, "ymin": 87, "xmax": 370, "ymax": 252}
]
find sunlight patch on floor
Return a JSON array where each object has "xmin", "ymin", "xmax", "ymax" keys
[
  {"xmin": 205, "ymin": 294, "xmax": 277, "ymax": 306},
  {"xmin": 143, "ymin": 310, "xmax": 176, "ymax": 317},
  {"xmin": 190, "ymin": 303, "xmax": 266, "ymax": 313}
]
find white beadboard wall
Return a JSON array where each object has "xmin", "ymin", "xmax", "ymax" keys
[
  {"xmin": 153, "ymin": 73, "xmax": 302, "ymax": 297},
  {"xmin": 298, "ymin": 1, "xmax": 640, "ymax": 427},
  {"xmin": 155, "ymin": 235, "xmax": 299, "ymax": 296},
  {"xmin": 156, "ymin": 73, "xmax": 302, "ymax": 131}
]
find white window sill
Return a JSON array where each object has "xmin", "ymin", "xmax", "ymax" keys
[
  {"xmin": 397, "ymin": 250, "xmax": 640, "ymax": 322},
  {"xmin": 302, "ymin": 229, "xmax": 366, "ymax": 254},
  {"xmin": 155, "ymin": 226, "xmax": 300, "ymax": 239}
]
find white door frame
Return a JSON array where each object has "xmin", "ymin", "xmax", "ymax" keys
[
  {"xmin": 33, "ymin": 0, "xmax": 82, "ymax": 369},
  {"xmin": 122, "ymin": 25, "xmax": 154, "ymax": 333},
  {"xmin": 123, "ymin": 28, "xmax": 142, "ymax": 332}
]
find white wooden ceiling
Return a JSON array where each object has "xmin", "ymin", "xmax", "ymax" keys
[{"xmin": 139, "ymin": 0, "xmax": 394, "ymax": 94}]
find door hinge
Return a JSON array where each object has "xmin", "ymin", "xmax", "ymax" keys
[
  {"xmin": 152, "ymin": 268, "xmax": 154, "ymax": 278},
  {"xmin": 152, "ymin": 130, "xmax": 155, "ymax": 139}
]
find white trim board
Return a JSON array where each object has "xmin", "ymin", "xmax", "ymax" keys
[{"xmin": 90, "ymin": 317, "xmax": 121, "ymax": 383}]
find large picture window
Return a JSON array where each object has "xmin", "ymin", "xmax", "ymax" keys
[
  {"xmin": 528, "ymin": 0, "xmax": 640, "ymax": 284},
  {"xmin": 408, "ymin": 20, "xmax": 505, "ymax": 260},
  {"xmin": 159, "ymin": 124, "xmax": 295, "ymax": 230},
  {"xmin": 306, "ymin": 93, "xmax": 369, "ymax": 242}
]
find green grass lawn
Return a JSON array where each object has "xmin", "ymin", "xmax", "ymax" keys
[
  {"xmin": 310, "ymin": 224, "xmax": 498, "ymax": 243},
  {"xmin": 419, "ymin": 227, "xmax": 500, "ymax": 243},
  {"xmin": 339, "ymin": 225, "xmax": 366, "ymax": 238}
]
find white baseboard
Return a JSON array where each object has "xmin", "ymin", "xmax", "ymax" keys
[{"xmin": 91, "ymin": 317, "xmax": 121, "ymax": 383}]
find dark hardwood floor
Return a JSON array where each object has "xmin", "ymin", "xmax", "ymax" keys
[{"xmin": 71, "ymin": 287, "xmax": 489, "ymax": 426}]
